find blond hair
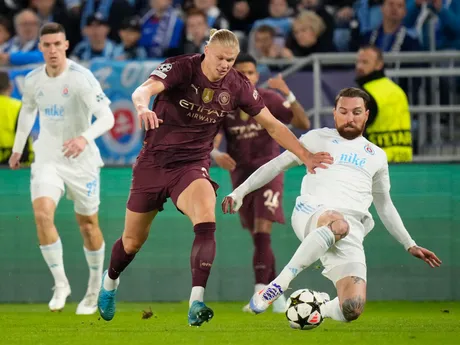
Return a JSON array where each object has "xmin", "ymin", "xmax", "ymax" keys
[
  {"xmin": 294, "ymin": 11, "xmax": 326, "ymax": 37},
  {"xmin": 208, "ymin": 28, "xmax": 240, "ymax": 51}
]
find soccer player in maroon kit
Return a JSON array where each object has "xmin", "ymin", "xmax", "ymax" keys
[
  {"xmin": 97, "ymin": 29, "xmax": 332, "ymax": 326},
  {"xmin": 212, "ymin": 53, "xmax": 310, "ymax": 313}
]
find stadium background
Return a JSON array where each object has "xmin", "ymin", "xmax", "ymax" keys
[{"xmin": 1, "ymin": 0, "xmax": 459, "ymax": 304}]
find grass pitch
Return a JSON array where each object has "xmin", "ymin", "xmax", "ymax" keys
[{"xmin": 0, "ymin": 301, "xmax": 458, "ymax": 345}]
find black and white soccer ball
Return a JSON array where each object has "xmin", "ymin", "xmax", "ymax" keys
[{"xmin": 285, "ymin": 289, "xmax": 324, "ymax": 330}]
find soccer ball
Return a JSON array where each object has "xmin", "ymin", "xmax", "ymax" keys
[{"xmin": 285, "ymin": 289, "xmax": 324, "ymax": 330}]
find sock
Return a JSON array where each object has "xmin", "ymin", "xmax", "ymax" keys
[
  {"xmin": 40, "ymin": 238, "xmax": 69, "ymax": 287},
  {"xmin": 189, "ymin": 286, "xmax": 205, "ymax": 306},
  {"xmin": 272, "ymin": 226, "xmax": 335, "ymax": 292},
  {"xmin": 252, "ymin": 233, "xmax": 275, "ymax": 285},
  {"xmin": 190, "ymin": 222, "xmax": 216, "ymax": 302},
  {"xmin": 321, "ymin": 297, "xmax": 347, "ymax": 322},
  {"xmin": 108, "ymin": 238, "xmax": 135, "ymax": 281},
  {"xmin": 83, "ymin": 242, "xmax": 105, "ymax": 292}
]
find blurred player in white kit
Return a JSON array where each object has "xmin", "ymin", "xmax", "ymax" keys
[
  {"xmin": 9, "ymin": 22, "xmax": 115, "ymax": 314},
  {"xmin": 223, "ymin": 87, "xmax": 441, "ymax": 322}
]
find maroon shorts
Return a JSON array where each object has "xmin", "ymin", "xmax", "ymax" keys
[
  {"xmin": 235, "ymin": 174, "xmax": 285, "ymax": 231},
  {"xmin": 127, "ymin": 156, "xmax": 219, "ymax": 213}
]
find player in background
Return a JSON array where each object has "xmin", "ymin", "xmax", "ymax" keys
[
  {"xmin": 212, "ymin": 53, "xmax": 310, "ymax": 313},
  {"xmin": 98, "ymin": 28, "xmax": 332, "ymax": 326},
  {"xmin": 223, "ymin": 87, "xmax": 441, "ymax": 321},
  {"xmin": 9, "ymin": 23, "xmax": 115, "ymax": 315}
]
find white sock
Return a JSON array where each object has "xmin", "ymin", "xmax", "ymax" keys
[
  {"xmin": 40, "ymin": 238, "xmax": 69, "ymax": 288},
  {"xmin": 321, "ymin": 297, "xmax": 347, "ymax": 322},
  {"xmin": 103, "ymin": 273, "xmax": 119, "ymax": 291},
  {"xmin": 272, "ymin": 226, "xmax": 335, "ymax": 292},
  {"xmin": 254, "ymin": 284, "xmax": 266, "ymax": 294},
  {"xmin": 189, "ymin": 286, "xmax": 205, "ymax": 306},
  {"xmin": 83, "ymin": 242, "xmax": 105, "ymax": 293}
]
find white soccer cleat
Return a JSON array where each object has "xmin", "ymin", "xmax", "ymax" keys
[
  {"xmin": 242, "ymin": 303, "xmax": 255, "ymax": 313},
  {"xmin": 76, "ymin": 291, "xmax": 98, "ymax": 315},
  {"xmin": 272, "ymin": 293, "xmax": 287, "ymax": 313},
  {"xmin": 48, "ymin": 284, "xmax": 71, "ymax": 312},
  {"xmin": 249, "ymin": 282, "xmax": 284, "ymax": 314}
]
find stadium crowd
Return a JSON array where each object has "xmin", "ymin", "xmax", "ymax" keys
[{"xmin": 0, "ymin": 0, "xmax": 459, "ymax": 66}]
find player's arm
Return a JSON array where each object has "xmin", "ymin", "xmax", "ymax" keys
[
  {"xmin": 9, "ymin": 78, "xmax": 38, "ymax": 169},
  {"xmin": 372, "ymin": 163, "xmax": 442, "ymax": 268},
  {"xmin": 211, "ymin": 132, "xmax": 236, "ymax": 171},
  {"xmin": 131, "ymin": 78, "xmax": 166, "ymax": 130},
  {"xmin": 222, "ymin": 150, "xmax": 300, "ymax": 214}
]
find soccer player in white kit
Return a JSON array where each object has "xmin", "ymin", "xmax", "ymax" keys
[
  {"xmin": 222, "ymin": 87, "xmax": 441, "ymax": 322},
  {"xmin": 9, "ymin": 23, "xmax": 115, "ymax": 314}
]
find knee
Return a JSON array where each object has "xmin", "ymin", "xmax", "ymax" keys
[
  {"xmin": 341, "ymin": 297, "xmax": 365, "ymax": 322},
  {"xmin": 122, "ymin": 234, "xmax": 144, "ymax": 254},
  {"xmin": 253, "ymin": 219, "xmax": 272, "ymax": 235},
  {"xmin": 33, "ymin": 208, "xmax": 54, "ymax": 228},
  {"xmin": 78, "ymin": 217, "xmax": 99, "ymax": 237},
  {"xmin": 318, "ymin": 210, "xmax": 349, "ymax": 241}
]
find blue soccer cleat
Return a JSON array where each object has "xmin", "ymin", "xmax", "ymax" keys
[
  {"xmin": 98, "ymin": 270, "xmax": 117, "ymax": 321},
  {"xmin": 188, "ymin": 301, "xmax": 214, "ymax": 326}
]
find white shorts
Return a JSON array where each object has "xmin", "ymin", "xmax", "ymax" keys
[
  {"xmin": 291, "ymin": 201, "xmax": 367, "ymax": 286},
  {"xmin": 30, "ymin": 161, "xmax": 100, "ymax": 216}
]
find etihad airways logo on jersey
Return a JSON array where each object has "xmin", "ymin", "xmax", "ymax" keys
[
  {"xmin": 44, "ymin": 104, "xmax": 64, "ymax": 118},
  {"xmin": 179, "ymin": 99, "xmax": 232, "ymax": 123},
  {"xmin": 338, "ymin": 153, "xmax": 367, "ymax": 168},
  {"xmin": 229, "ymin": 123, "xmax": 264, "ymax": 140}
]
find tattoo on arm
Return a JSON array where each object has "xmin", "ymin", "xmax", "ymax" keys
[{"xmin": 341, "ymin": 296, "xmax": 365, "ymax": 321}]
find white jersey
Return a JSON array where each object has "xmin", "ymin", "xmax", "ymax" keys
[
  {"xmin": 21, "ymin": 59, "xmax": 111, "ymax": 166},
  {"xmin": 292, "ymin": 128, "xmax": 389, "ymax": 218}
]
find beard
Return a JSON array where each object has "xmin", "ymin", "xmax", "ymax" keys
[{"xmin": 336, "ymin": 123, "xmax": 364, "ymax": 140}]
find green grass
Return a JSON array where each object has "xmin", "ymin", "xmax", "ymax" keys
[{"xmin": 0, "ymin": 302, "xmax": 459, "ymax": 345}]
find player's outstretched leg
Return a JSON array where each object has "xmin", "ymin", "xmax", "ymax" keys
[
  {"xmin": 250, "ymin": 211, "xmax": 349, "ymax": 314},
  {"xmin": 76, "ymin": 213, "xmax": 105, "ymax": 315},
  {"xmin": 176, "ymin": 179, "xmax": 217, "ymax": 326},
  {"xmin": 98, "ymin": 209, "xmax": 157, "ymax": 321},
  {"xmin": 34, "ymin": 197, "xmax": 71, "ymax": 312}
]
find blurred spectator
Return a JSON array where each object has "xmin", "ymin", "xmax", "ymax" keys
[
  {"xmin": 355, "ymin": 45, "xmax": 413, "ymax": 162},
  {"xmin": 0, "ymin": 71, "xmax": 33, "ymax": 165},
  {"xmin": 296, "ymin": 0, "xmax": 335, "ymax": 46},
  {"xmin": 360, "ymin": 0, "xmax": 421, "ymax": 52},
  {"xmin": 251, "ymin": 24, "xmax": 291, "ymax": 60},
  {"xmin": 139, "ymin": 0, "xmax": 184, "ymax": 58},
  {"xmin": 405, "ymin": 0, "xmax": 460, "ymax": 50},
  {"xmin": 180, "ymin": 8, "xmax": 209, "ymax": 54},
  {"xmin": 30, "ymin": 0, "xmax": 81, "ymax": 52},
  {"xmin": 220, "ymin": 1, "xmax": 268, "ymax": 35},
  {"xmin": 0, "ymin": 0, "xmax": 28, "ymax": 19},
  {"xmin": 79, "ymin": 0, "xmax": 134, "ymax": 42},
  {"xmin": 71, "ymin": 13, "xmax": 116, "ymax": 60},
  {"xmin": 284, "ymin": 10, "xmax": 335, "ymax": 58},
  {"xmin": 354, "ymin": 0, "xmax": 384, "ymax": 34},
  {"xmin": 113, "ymin": 16, "xmax": 148, "ymax": 60},
  {"xmin": 0, "ymin": 16, "xmax": 12, "ymax": 53},
  {"xmin": 192, "ymin": 0, "xmax": 229, "ymax": 30},
  {"xmin": 0, "ymin": 9, "xmax": 44, "ymax": 66}
]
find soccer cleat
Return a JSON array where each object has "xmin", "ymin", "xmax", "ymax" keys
[
  {"xmin": 242, "ymin": 303, "xmax": 255, "ymax": 313},
  {"xmin": 76, "ymin": 291, "xmax": 98, "ymax": 315},
  {"xmin": 188, "ymin": 301, "xmax": 214, "ymax": 326},
  {"xmin": 98, "ymin": 271, "xmax": 117, "ymax": 321},
  {"xmin": 49, "ymin": 284, "xmax": 71, "ymax": 312},
  {"xmin": 272, "ymin": 293, "xmax": 287, "ymax": 313},
  {"xmin": 249, "ymin": 282, "xmax": 284, "ymax": 314}
]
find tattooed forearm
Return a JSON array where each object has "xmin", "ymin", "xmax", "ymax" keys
[
  {"xmin": 342, "ymin": 296, "xmax": 365, "ymax": 321},
  {"xmin": 352, "ymin": 276, "xmax": 365, "ymax": 284}
]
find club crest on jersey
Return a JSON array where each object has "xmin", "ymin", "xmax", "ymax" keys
[
  {"xmin": 218, "ymin": 91, "xmax": 230, "ymax": 106},
  {"xmin": 202, "ymin": 88, "xmax": 214, "ymax": 103},
  {"xmin": 364, "ymin": 144, "xmax": 375, "ymax": 155},
  {"xmin": 240, "ymin": 110, "xmax": 249, "ymax": 121},
  {"xmin": 62, "ymin": 85, "xmax": 69, "ymax": 97},
  {"xmin": 253, "ymin": 89, "xmax": 259, "ymax": 100}
]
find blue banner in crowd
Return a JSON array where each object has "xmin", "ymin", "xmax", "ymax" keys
[{"xmin": 8, "ymin": 59, "xmax": 163, "ymax": 165}]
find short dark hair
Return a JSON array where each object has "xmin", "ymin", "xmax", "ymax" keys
[
  {"xmin": 0, "ymin": 16, "xmax": 12, "ymax": 35},
  {"xmin": 186, "ymin": 8, "xmax": 208, "ymax": 22},
  {"xmin": 334, "ymin": 87, "xmax": 370, "ymax": 110},
  {"xmin": 359, "ymin": 44, "xmax": 384, "ymax": 62},
  {"xmin": 0, "ymin": 70, "xmax": 10, "ymax": 93},
  {"xmin": 39, "ymin": 22, "xmax": 66, "ymax": 37},
  {"xmin": 255, "ymin": 24, "xmax": 276, "ymax": 37},
  {"xmin": 235, "ymin": 53, "xmax": 257, "ymax": 67}
]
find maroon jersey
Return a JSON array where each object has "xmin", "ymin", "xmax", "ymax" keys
[
  {"xmin": 222, "ymin": 87, "xmax": 294, "ymax": 173},
  {"xmin": 144, "ymin": 54, "xmax": 265, "ymax": 168}
]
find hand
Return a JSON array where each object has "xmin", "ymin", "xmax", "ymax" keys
[
  {"xmin": 280, "ymin": 47, "xmax": 294, "ymax": 59},
  {"xmin": 213, "ymin": 151, "xmax": 237, "ymax": 171},
  {"xmin": 63, "ymin": 136, "xmax": 88, "ymax": 158},
  {"xmin": 233, "ymin": 1, "xmax": 250, "ymax": 19},
  {"xmin": 221, "ymin": 193, "xmax": 243, "ymax": 214},
  {"xmin": 303, "ymin": 151, "xmax": 334, "ymax": 174},
  {"xmin": 430, "ymin": 0, "xmax": 442, "ymax": 11},
  {"xmin": 137, "ymin": 105, "xmax": 163, "ymax": 130},
  {"xmin": 408, "ymin": 246, "xmax": 442, "ymax": 268},
  {"xmin": 267, "ymin": 74, "xmax": 290, "ymax": 96},
  {"xmin": 9, "ymin": 152, "xmax": 22, "ymax": 170},
  {"xmin": 0, "ymin": 53, "xmax": 10, "ymax": 65}
]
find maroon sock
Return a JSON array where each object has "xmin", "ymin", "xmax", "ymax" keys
[
  {"xmin": 252, "ymin": 232, "xmax": 275, "ymax": 285},
  {"xmin": 108, "ymin": 238, "xmax": 136, "ymax": 280},
  {"xmin": 191, "ymin": 222, "xmax": 216, "ymax": 287}
]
